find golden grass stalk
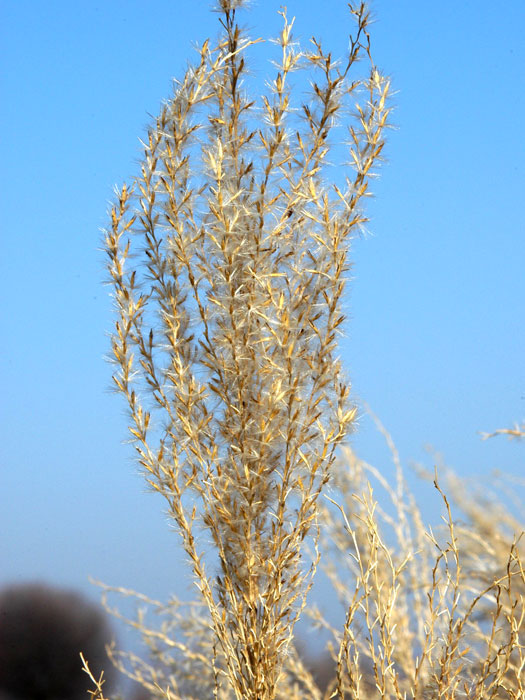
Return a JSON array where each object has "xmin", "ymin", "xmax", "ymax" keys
[
  {"xmin": 94, "ymin": 420, "xmax": 524, "ymax": 699},
  {"xmin": 312, "ymin": 420, "xmax": 524, "ymax": 700},
  {"xmin": 104, "ymin": 2, "xmax": 389, "ymax": 698},
  {"xmin": 81, "ymin": 653, "xmax": 111, "ymax": 700}
]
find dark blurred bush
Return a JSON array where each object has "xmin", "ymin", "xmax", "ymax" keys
[{"xmin": 0, "ymin": 582, "xmax": 115, "ymax": 700}]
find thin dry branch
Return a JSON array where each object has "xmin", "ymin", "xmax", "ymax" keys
[{"xmin": 481, "ymin": 423, "xmax": 525, "ymax": 441}]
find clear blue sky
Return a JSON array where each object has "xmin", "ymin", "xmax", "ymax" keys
[{"xmin": 1, "ymin": 0, "xmax": 524, "ymax": 645}]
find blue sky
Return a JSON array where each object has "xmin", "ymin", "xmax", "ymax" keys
[{"xmin": 1, "ymin": 0, "xmax": 524, "ymax": 649}]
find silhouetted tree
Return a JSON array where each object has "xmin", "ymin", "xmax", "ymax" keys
[{"xmin": 0, "ymin": 582, "xmax": 115, "ymax": 700}]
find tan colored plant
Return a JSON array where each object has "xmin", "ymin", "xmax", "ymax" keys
[
  {"xmin": 100, "ymin": 4, "xmax": 525, "ymax": 699},
  {"xmin": 94, "ymin": 419, "xmax": 524, "ymax": 700},
  {"xmin": 104, "ymin": 2, "xmax": 389, "ymax": 699},
  {"xmin": 481, "ymin": 423, "xmax": 525, "ymax": 441},
  {"xmin": 81, "ymin": 653, "xmax": 111, "ymax": 700},
  {"xmin": 311, "ymin": 418, "xmax": 524, "ymax": 700}
]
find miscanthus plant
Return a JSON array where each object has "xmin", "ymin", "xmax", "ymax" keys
[
  {"xmin": 104, "ymin": 2, "xmax": 389, "ymax": 699},
  {"xmin": 93, "ymin": 425, "xmax": 524, "ymax": 700},
  {"xmin": 100, "ymin": 3, "xmax": 525, "ymax": 700},
  {"xmin": 314, "ymin": 422, "xmax": 524, "ymax": 700}
]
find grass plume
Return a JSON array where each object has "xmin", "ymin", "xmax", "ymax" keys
[
  {"xmin": 104, "ymin": 2, "xmax": 389, "ymax": 699},
  {"xmin": 101, "ymin": 3, "xmax": 525, "ymax": 699}
]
